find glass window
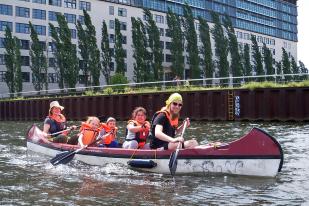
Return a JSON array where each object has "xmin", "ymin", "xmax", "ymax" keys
[
  {"xmin": 33, "ymin": 25, "xmax": 46, "ymax": 35},
  {"xmin": 22, "ymin": 72, "xmax": 30, "ymax": 82},
  {"xmin": 109, "ymin": 6, "xmax": 114, "ymax": 15},
  {"xmin": 0, "ymin": 54, "xmax": 5, "ymax": 65},
  {"xmin": 32, "ymin": 9, "xmax": 46, "ymax": 20},
  {"xmin": 49, "ymin": 58, "xmax": 55, "ymax": 67},
  {"xmin": 118, "ymin": 8, "xmax": 127, "ymax": 17},
  {"xmin": 78, "ymin": 15, "xmax": 85, "ymax": 24},
  {"xmin": 16, "ymin": 23, "xmax": 30, "ymax": 34},
  {"xmin": 109, "ymin": 62, "xmax": 114, "ymax": 71},
  {"xmin": 0, "ymin": 71, "xmax": 6, "ymax": 82},
  {"xmin": 39, "ymin": 41, "xmax": 46, "ymax": 50},
  {"xmin": 0, "ymin": 21, "xmax": 13, "ymax": 31},
  {"xmin": 79, "ymin": 1, "xmax": 91, "ymax": 11},
  {"xmin": 48, "ymin": 42, "xmax": 56, "ymax": 52},
  {"xmin": 48, "ymin": 11, "xmax": 60, "ymax": 21},
  {"xmin": 16, "ymin": 7, "xmax": 30, "ymax": 18},
  {"xmin": 20, "ymin": 39, "xmax": 30, "ymax": 50},
  {"xmin": 32, "ymin": 0, "xmax": 46, "ymax": 4},
  {"xmin": 71, "ymin": 29, "xmax": 76, "ymax": 39},
  {"xmin": 65, "ymin": 0, "xmax": 76, "ymax": 9},
  {"xmin": 64, "ymin": 13, "xmax": 76, "ymax": 23},
  {"xmin": 155, "ymin": 14, "xmax": 164, "ymax": 24},
  {"xmin": 49, "ymin": 0, "xmax": 61, "ymax": 7},
  {"xmin": 0, "ymin": 37, "xmax": 5, "ymax": 48},
  {"xmin": 109, "ymin": 34, "xmax": 114, "ymax": 43},
  {"xmin": 120, "ymin": 22, "xmax": 127, "ymax": 30},
  {"xmin": 21, "ymin": 56, "xmax": 30, "ymax": 66},
  {"xmin": 48, "ymin": 73, "xmax": 58, "ymax": 83},
  {"xmin": 109, "ymin": 20, "xmax": 115, "ymax": 29},
  {"xmin": 122, "ymin": 36, "xmax": 127, "ymax": 44},
  {"xmin": 0, "ymin": 4, "xmax": 13, "ymax": 16}
]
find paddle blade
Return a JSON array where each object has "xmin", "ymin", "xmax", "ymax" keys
[
  {"xmin": 169, "ymin": 151, "xmax": 178, "ymax": 176},
  {"xmin": 50, "ymin": 151, "xmax": 76, "ymax": 166}
]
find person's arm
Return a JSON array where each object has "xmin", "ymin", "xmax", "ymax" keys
[
  {"xmin": 176, "ymin": 118, "xmax": 190, "ymax": 135},
  {"xmin": 127, "ymin": 122, "xmax": 144, "ymax": 133},
  {"xmin": 78, "ymin": 133, "xmax": 85, "ymax": 147},
  {"xmin": 155, "ymin": 125, "xmax": 183, "ymax": 143}
]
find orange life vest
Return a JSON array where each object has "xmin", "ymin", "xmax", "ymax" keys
[
  {"xmin": 155, "ymin": 107, "xmax": 179, "ymax": 128},
  {"xmin": 100, "ymin": 123, "xmax": 118, "ymax": 145},
  {"xmin": 126, "ymin": 120, "xmax": 150, "ymax": 148},
  {"xmin": 80, "ymin": 122, "xmax": 101, "ymax": 146}
]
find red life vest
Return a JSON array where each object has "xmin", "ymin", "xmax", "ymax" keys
[
  {"xmin": 79, "ymin": 122, "xmax": 101, "ymax": 145},
  {"xmin": 100, "ymin": 123, "xmax": 118, "ymax": 145},
  {"xmin": 126, "ymin": 120, "xmax": 150, "ymax": 148},
  {"xmin": 49, "ymin": 114, "xmax": 68, "ymax": 135}
]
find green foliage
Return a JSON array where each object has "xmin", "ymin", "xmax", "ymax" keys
[
  {"xmin": 4, "ymin": 27, "xmax": 22, "ymax": 96},
  {"xmin": 144, "ymin": 9, "xmax": 163, "ymax": 81},
  {"xmin": 198, "ymin": 16, "xmax": 213, "ymax": 80},
  {"xmin": 299, "ymin": 61, "xmax": 308, "ymax": 80},
  {"xmin": 101, "ymin": 20, "xmax": 112, "ymax": 84},
  {"xmin": 290, "ymin": 56, "xmax": 298, "ymax": 81},
  {"xmin": 281, "ymin": 48, "xmax": 291, "ymax": 81},
  {"xmin": 241, "ymin": 81, "xmax": 278, "ymax": 90},
  {"xmin": 263, "ymin": 43, "xmax": 274, "ymax": 81},
  {"xmin": 223, "ymin": 15, "xmax": 243, "ymax": 84},
  {"xmin": 102, "ymin": 87, "xmax": 114, "ymax": 95},
  {"xmin": 110, "ymin": 73, "xmax": 129, "ymax": 91},
  {"xmin": 210, "ymin": 12, "xmax": 229, "ymax": 84},
  {"xmin": 243, "ymin": 44, "xmax": 252, "ymax": 77},
  {"xmin": 114, "ymin": 19, "xmax": 126, "ymax": 75},
  {"xmin": 183, "ymin": 3, "xmax": 200, "ymax": 79},
  {"xmin": 167, "ymin": 9, "xmax": 184, "ymax": 78},
  {"xmin": 50, "ymin": 13, "xmax": 79, "ymax": 89},
  {"xmin": 251, "ymin": 36, "xmax": 263, "ymax": 80},
  {"xmin": 131, "ymin": 17, "xmax": 149, "ymax": 82},
  {"xmin": 29, "ymin": 22, "xmax": 48, "ymax": 93}
]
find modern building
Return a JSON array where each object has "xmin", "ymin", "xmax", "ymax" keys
[{"xmin": 0, "ymin": 0, "xmax": 298, "ymax": 95}]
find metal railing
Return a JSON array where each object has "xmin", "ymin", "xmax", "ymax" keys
[{"xmin": 0, "ymin": 73, "xmax": 308, "ymax": 99}]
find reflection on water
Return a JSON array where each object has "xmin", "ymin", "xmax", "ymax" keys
[{"xmin": 0, "ymin": 121, "xmax": 309, "ymax": 205}]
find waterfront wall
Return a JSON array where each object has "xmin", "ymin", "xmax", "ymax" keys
[{"xmin": 0, "ymin": 87, "xmax": 308, "ymax": 121}]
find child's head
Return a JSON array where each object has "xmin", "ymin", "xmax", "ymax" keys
[
  {"xmin": 132, "ymin": 107, "xmax": 147, "ymax": 123},
  {"xmin": 86, "ymin": 116, "xmax": 100, "ymax": 129},
  {"xmin": 106, "ymin": 117, "xmax": 116, "ymax": 129}
]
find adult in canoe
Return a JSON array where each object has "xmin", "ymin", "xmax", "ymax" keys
[
  {"xmin": 149, "ymin": 93, "xmax": 198, "ymax": 150},
  {"xmin": 43, "ymin": 101, "xmax": 77, "ymax": 144}
]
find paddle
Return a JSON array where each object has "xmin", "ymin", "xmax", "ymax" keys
[
  {"xmin": 50, "ymin": 130, "xmax": 112, "ymax": 166},
  {"xmin": 169, "ymin": 120, "xmax": 187, "ymax": 176},
  {"xmin": 48, "ymin": 125, "xmax": 80, "ymax": 136}
]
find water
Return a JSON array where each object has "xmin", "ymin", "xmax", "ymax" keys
[{"xmin": 0, "ymin": 121, "xmax": 309, "ymax": 205}]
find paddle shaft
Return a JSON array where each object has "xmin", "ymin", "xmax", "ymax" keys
[{"xmin": 48, "ymin": 125, "xmax": 80, "ymax": 136}]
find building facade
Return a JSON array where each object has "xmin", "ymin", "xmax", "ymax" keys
[{"xmin": 0, "ymin": 0, "xmax": 298, "ymax": 95}]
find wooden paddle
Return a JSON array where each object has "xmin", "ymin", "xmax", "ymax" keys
[{"xmin": 168, "ymin": 120, "xmax": 187, "ymax": 176}]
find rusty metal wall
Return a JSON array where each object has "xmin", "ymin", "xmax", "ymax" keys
[{"xmin": 0, "ymin": 87, "xmax": 308, "ymax": 121}]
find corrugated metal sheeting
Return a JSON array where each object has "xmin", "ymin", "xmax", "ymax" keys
[{"xmin": 0, "ymin": 87, "xmax": 308, "ymax": 121}]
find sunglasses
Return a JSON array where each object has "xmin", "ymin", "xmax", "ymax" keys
[{"xmin": 172, "ymin": 102, "xmax": 183, "ymax": 107}]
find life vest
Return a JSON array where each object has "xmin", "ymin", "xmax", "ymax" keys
[
  {"xmin": 80, "ymin": 122, "xmax": 101, "ymax": 146},
  {"xmin": 126, "ymin": 120, "xmax": 150, "ymax": 148},
  {"xmin": 100, "ymin": 123, "xmax": 118, "ymax": 145},
  {"xmin": 48, "ymin": 114, "xmax": 67, "ymax": 136},
  {"xmin": 154, "ymin": 107, "xmax": 179, "ymax": 128}
]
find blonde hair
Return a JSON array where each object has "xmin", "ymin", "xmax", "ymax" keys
[
  {"xmin": 86, "ymin": 116, "xmax": 100, "ymax": 124},
  {"xmin": 131, "ymin": 107, "xmax": 147, "ymax": 119}
]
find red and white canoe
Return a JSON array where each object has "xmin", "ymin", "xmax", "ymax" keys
[{"xmin": 26, "ymin": 125, "xmax": 283, "ymax": 177}]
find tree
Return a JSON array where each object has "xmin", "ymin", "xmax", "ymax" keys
[
  {"xmin": 50, "ymin": 14, "xmax": 79, "ymax": 89},
  {"xmin": 167, "ymin": 9, "xmax": 184, "ymax": 78},
  {"xmin": 243, "ymin": 43, "xmax": 252, "ymax": 78},
  {"xmin": 299, "ymin": 60, "xmax": 308, "ymax": 80},
  {"xmin": 76, "ymin": 19, "xmax": 90, "ymax": 86},
  {"xmin": 29, "ymin": 22, "xmax": 48, "ymax": 93},
  {"xmin": 281, "ymin": 48, "xmax": 291, "ymax": 81},
  {"xmin": 131, "ymin": 17, "xmax": 149, "ymax": 82},
  {"xmin": 101, "ymin": 20, "xmax": 112, "ymax": 84},
  {"xmin": 183, "ymin": 3, "xmax": 200, "ymax": 79},
  {"xmin": 275, "ymin": 61, "xmax": 282, "ymax": 82},
  {"xmin": 4, "ymin": 27, "xmax": 22, "ymax": 96},
  {"xmin": 223, "ymin": 14, "xmax": 243, "ymax": 84},
  {"xmin": 114, "ymin": 18, "xmax": 126, "ymax": 75},
  {"xmin": 198, "ymin": 16, "xmax": 213, "ymax": 81},
  {"xmin": 262, "ymin": 43, "xmax": 274, "ymax": 81},
  {"xmin": 290, "ymin": 56, "xmax": 298, "ymax": 81},
  {"xmin": 143, "ymin": 8, "xmax": 163, "ymax": 81},
  {"xmin": 251, "ymin": 35, "xmax": 263, "ymax": 81},
  {"xmin": 210, "ymin": 11, "xmax": 229, "ymax": 84}
]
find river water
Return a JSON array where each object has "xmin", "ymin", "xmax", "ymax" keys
[{"xmin": 0, "ymin": 121, "xmax": 308, "ymax": 205}]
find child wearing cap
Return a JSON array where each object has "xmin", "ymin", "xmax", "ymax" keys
[{"xmin": 97, "ymin": 117, "xmax": 119, "ymax": 148}]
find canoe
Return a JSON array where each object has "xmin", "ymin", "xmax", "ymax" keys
[{"xmin": 26, "ymin": 125, "xmax": 283, "ymax": 177}]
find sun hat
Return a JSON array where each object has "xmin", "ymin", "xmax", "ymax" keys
[
  {"xmin": 165, "ymin": 93, "xmax": 183, "ymax": 106},
  {"xmin": 49, "ymin": 101, "xmax": 64, "ymax": 112}
]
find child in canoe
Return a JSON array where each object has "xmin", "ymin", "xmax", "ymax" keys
[
  {"xmin": 97, "ymin": 117, "xmax": 119, "ymax": 148},
  {"xmin": 78, "ymin": 116, "xmax": 101, "ymax": 147}
]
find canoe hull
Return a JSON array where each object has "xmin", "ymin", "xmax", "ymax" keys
[{"xmin": 26, "ymin": 125, "xmax": 283, "ymax": 177}]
